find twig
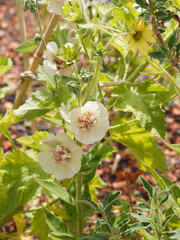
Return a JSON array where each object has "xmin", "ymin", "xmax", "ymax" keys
[{"xmin": 0, "ymin": 14, "xmax": 60, "ymax": 147}]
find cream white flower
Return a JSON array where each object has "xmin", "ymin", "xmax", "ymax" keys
[
  {"xmin": 43, "ymin": 41, "xmax": 73, "ymax": 76},
  {"xmin": 38, "ymin": 132, "xmax": 82, "ymax": 180},
  {"xmin": 59, "ymin": 101, "xmax": 109, "ymax": 144},
  {"xmin": 47, "ymin": 0, "xmax": 63, "ymax": 15}
]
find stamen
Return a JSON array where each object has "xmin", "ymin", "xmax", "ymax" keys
[
  {"xmin": 52, "ymin": 144, "xmax": 71, "ymax": 166},
  {"xmin": 78, "ymin": 112, "xmax": 97, "ymax": 132},
  {"xmin": 133, "ymin": 31, "xmax": 143, "ymax": 41}
]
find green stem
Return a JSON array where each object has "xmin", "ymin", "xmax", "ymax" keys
[
  {"xmin": 98, "ymin": 83, "xmax": 104, "ymax": 104},
  {"xmin": 76, "ymin": 174, "xmax": 83, "ymax": 236},
  {"xmin": 126, "ymin": 60, "xmax": 148, "ymax": 82},
  {"xmin": 84, "ymin": 56, "xmax": 101, "ymax": 104},
  {"xmin": 109, "ymin": 119, "xmax": 137, "ymax": 130},
  {"xmin": 54, "ymin": 75, "xmax": 60, "ymax": 106},
  {"xmin": 144, "ymin": 54, "xmax": 180, "ymax": 92},
  {"xmin": 5, "ymin": 131, "xmax": 17, "ymax": 151},
  {"xmin": 36, "ymin": 0, "xmax": 46, "ymax": 49},
  {"xmin": 95, "ymin": 0, "xmax": 101, "ymax": 19}
]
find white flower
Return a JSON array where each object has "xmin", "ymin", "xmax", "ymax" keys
[
  {"xmin": 43, "ymin": 41, "xmax": 74, "ymax": 76},
  {"xmin": 38, "ymin": 132, "xmax": 82, "ymax": 180},
  {"xmin": 47, "ymin": 0, "xmax": 63, "ymax": 15},
  {"xmin": 59, "ymin": 101, "xmax": 109, "ymax": 144}
]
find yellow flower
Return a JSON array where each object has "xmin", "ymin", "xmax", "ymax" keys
[{"xmin": 124, "ymin": 18, "xmax": 156, "ymax": 55}]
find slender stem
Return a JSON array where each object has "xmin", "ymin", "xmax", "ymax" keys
[
  {"xmin": 144, "ymin": 53, "xmax": 180, "ymax": 92},
  {"xmin": 16, "ymin": 0, "xmax": 29, "ymax": 70},
  {"xmin": 54, "ymin": 75, "xmax": 60, "ymax": 106},
  {"xmin": 125, "ymin": 172, "xmax": 134, "ymax": 211},
  {"xmin": 0, "ymin": 14, "xmax": 60, "ymax": 146},
  {"xmin": 36, "ymin": 0, "xmax": 46, "ymax": 49},
  {"xmin": 84, "ymin": 56, "xmax": 100, "ymax": 104},
  {"xmin": 5, "ymin": 131, "xmax": 17, "ymax": 151},
  {"xmin": 95, "ymin": 0, "xmax": 101, "ymax": 19},
  {"xmin": 126, "ymin": 60, "xmax": 148, "ymax": 82},
  {"xmin": 98, "ymin": 83, "xmax": 104, "ymax": 104},
  {"xmin": 76, "ymin": 174, "xmax": 83, "ymax": 236},
  {"xmin": 80, "ymin": 36, "xmax": 90, "ymax": 60},
  {"xmin": 98, "ymin": 27, "xmax": 127, "ymax": 44},
  {"xmin": 109, "ymin": 119, "xmax": 137, "ymax": 130}
]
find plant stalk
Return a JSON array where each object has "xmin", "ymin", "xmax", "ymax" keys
[
  {"xmin": 76, "ymin": 174, "xmax": 83, "ymax": 236},
  {"xmin": 126, "ymin": 60, "xmax": 148, "ymax": 82},
  {"xmin": 16, "ymin": 0, "xmax": 29, "ymax": 70},
  {"xmin": 84, "ymin": 56, "xmax": 100, "ymax": 103},
  {"xmin": 0, "ymin": 14, "xmax": 60, "ymax": 147}
]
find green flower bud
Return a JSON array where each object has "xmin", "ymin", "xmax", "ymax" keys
[{"xmin": 24, "ymin": 0, "xmax": 37, "ymax": 13}]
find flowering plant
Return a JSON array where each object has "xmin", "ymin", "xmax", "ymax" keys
[{"xmin": 0, "ymin": 0, "xmax": 180, "ymax": 239}]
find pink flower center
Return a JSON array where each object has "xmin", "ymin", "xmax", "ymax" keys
[
  {"xmin": 78, "ymin": 112, "xmax": 97, "ymax": 132},
  {"xmin": 52, "ymin": 144, "xmax": 71, "ymax": 166}
]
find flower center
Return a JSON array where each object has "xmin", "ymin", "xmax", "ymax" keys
[
  {"xmin": 133, "ymin": 31, "xmax": 143, "ymax": 41},
  {"xmin": 78, "ymin": 112, "xmax": 97, "ymax": 132},
  {"xmin": 55, "ymin": 58, "xmax": 66, "ymax": 70},
  {"xmin": 52, "ymin": 144, "xmax": 71, "ymax": 166}
]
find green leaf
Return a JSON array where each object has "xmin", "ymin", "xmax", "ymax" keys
[
  {"xmin": 124, "ymin": 222, "xmax": 151, "ymax": 235},
  {"xmin": 50, "ymin": 233, "xmax": 76, "ymax": 240},
  {"xmin": 13, "ymin": 88, "xmax": 55, "ymax": 119},
  {"xmin": 50, "ymin": 26, "xmax": 69, "ymax": 48},
  {"xmin": 111, "ymin": 124, "xmax": 169, "ymax": 172},
  {"xmin": 17, "ymin": 131, "xmax": 49, "ymax": 150},
  {"xmin": 137, "ymin": 229, "xmax": 156, "ymax": 240},
  {"xmin": 34, "ymin": 178, "xmax": 75, "ymax": 205},
  {"xmin": 38, "ymin": 65, "xmax": 56, "ymax": 89},
  {"xmin": 112, "ymin": 83, "xmax": 166, "ymax": 138},
  {"xmin": 0, "ymin": 110, "xmax": 20, "ymax": 134},
  {"xmin": 78, "ymin": 233, "xmax": 109, "ymax": 240},
  {"xmin": 103, "ymin": 191, "xmax": 121, "ymax": 215},
  {"xmin": 61, "ymin": 76, "xmax": 81, "ymax": 95},
  {"xmin": 164, "ymin": 229, "xmax": 180, "ymax": 239},
  {"xmin": 139, "ymin": 176, "xmax": 153, "ymax": 198},
  {"xmin": 14, "ymin": 38, "xmax": 38, "ymax": 53},
  {"xmin": 168, "ymin": 32, "xmax": 177, "ymax": 50},
  {"xmin": 149, "ymin": 51, "xmax": 167, "ymax": 64},
  {"xmin": 43, "ymin": 207, "xmax": 77, "ymax": 236},
  {"xmin": 162, "ymin": 214, "xmax": 174, "ymax": 228},
  {"xmin": 31, "ymin": 209, "xmax": 51, "ymax": 240},
  {"xmin": 135, "ymin": 0, "xmax": 149, "ymax": 8},
  {"xmin": 133, "ymin": 203, "xmax": 150, "ymax": 212},
  {"xmin": 88, "ymin": 174, "xmax": 106, "ymax": 203},
  {"xmin": 77, "ymin": 199, "xmax": 98, "ymax": 211},
  {"xmin": 82, "ymin": 144, "xmax": 116, "ymax": 184},
  {"xmin": 0, "ymin": 56, "xmax": 13, "ymax": 77},
  {"xmin": 0, "ymin": 86, "xmax": 12, "ymax": 99},
  {"xmin": 139, "ymin": 160, "xmax": 180, "ymax": 216},
  {"xmin": 0, "ymin": 150, "xmax": 48, "ymax": 214}
]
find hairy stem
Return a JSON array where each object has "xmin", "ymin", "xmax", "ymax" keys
[
  {"xmin": 76, "ymin": 174, "xmax": 83, "ymax": 236},
  {"xmin": 126, "ymin": 60, "xmax": 148, "ymax": 82},
  {"xmin": 84, "ymin": 56, "xmax": 100, "ymax": 104},
  {"xmin": 36, "ymin": 0, "xmax": 46, "ymax": 49},
  {"xmin": 0, "ymin": 14, "xmax": 60, "ymax": 147},
  {"xmin": 16, "ymin": 0, "xmax": 29, "ymax": 70}
]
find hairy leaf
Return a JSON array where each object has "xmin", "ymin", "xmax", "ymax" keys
[
  {"xmin": 111, "ymin": 124, "xmax": 168, "ymax": 172},
  {"xmin": 112, "ymin": 83, "xmax": 167, "ymax": 138},
  {"xmin": 0, "ymin": 110, "xmax": 20, "ymax": 134},
  {"xmin": 0, "ymin": 56, "xmax": 13, "ymax": 77},
  {"xmin": 13, "ymin": 88, "xmax": 55, "ymax": 119},
  {"xmin": 31, "ymin": 209, "xmax": 51, "ymax": 240},
  {"xmin": 17, "ymin": 131, "xmax": 49, "ymax": 150},
  {"xmin": 34, "ymin": 178, "xmax": 75, "ymax": 205},
  {"xmin": 14, "ymin": 38, "xmax": 38, "ymax": 53}
]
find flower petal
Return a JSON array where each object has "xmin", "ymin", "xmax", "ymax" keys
[
  {"xmin": 38, "ymin": 152, "xmax": 55, "ymax": 174},
  {"xmin": 44, "ymin": 60, "xmax": 57, "ymax": 76}
]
